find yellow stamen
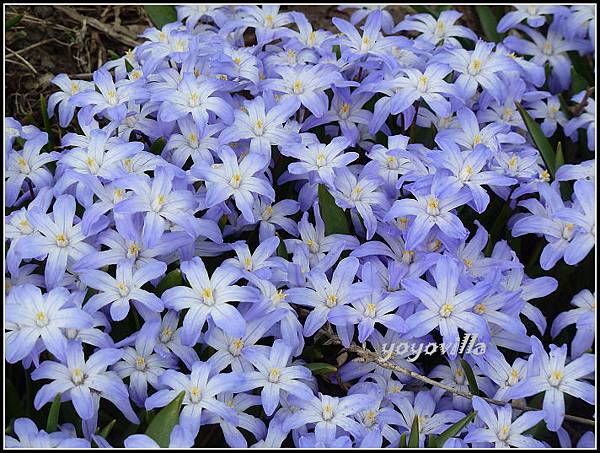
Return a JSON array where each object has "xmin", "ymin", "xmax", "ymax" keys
[
  {"xmin": 56, "ymin": 233, "xmax": 69, "ymax": 247},
  {"xmin": 439, "ymin": 303, "xmax": 454, "ymax": 317},
  {"xmin": 326, "ymin": 294, "xmax": 338, "ymax": 308},
  {"xmin": 268, "ymin": 368, "xmax": 281, "ymax": 383},
  {"xmin": 427, "ymin": 197, "xmax": 440, "ymax": 216}
]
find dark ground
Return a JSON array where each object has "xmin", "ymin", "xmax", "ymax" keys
[{"xmin": 4, "ymin": 5, "xmax": 412, "ymax": 122}]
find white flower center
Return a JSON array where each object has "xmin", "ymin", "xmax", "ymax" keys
[
  {"xmin": 268, "ymin": 367, "xmax": 281, "ymax": 383},
  {"xmin": 135, "ymin": 356, "xmax": 147, "ymax": 371},
  {"xmin": 468, "ymin": 58, "xmax": 483, "ymax": 75},
  {"xmin": 71, "ymin": 367, "xmax": 85, "ymax": 385},
  {"xmin": 439, "ymin": 303, "xmax": 454, "ymax": 318},
  {"xmin": 55, "ymin": 233, "xmax": 70, "ymax": 247},
  {"xmin": 35, "ymin": 311, "xmax": 49, "ymax": 327},
  {"xmin": 426, "ymin": 197, "xmax": 441, "ymax": 216}
]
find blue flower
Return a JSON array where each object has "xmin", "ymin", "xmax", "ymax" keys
[
  {"xmin": 5, "ymin": 418, "xmax": 90, "ymax": 448},
  {"xmin": 403, "ymin": 255, "xmax": 491, "ymax": 357},
  {"xmin": 218, "ymin": 96, "xmax": 300, "ymax": 158},
  {"xmin": 385, "ymin": 170, "xmax": 472, "ymax": 249},
  {"xmin": 191, "ymin": 146, "xmax": 274, "ymax": 223},
  {"xmin": 19, "ymin": 194, "xmax": 96, "ymax": 289},
  {"xmin": 162, "ymin": 257, "xmax": 257, "ymax": 343},
  {"xmin": 31, "ymin": 341, "xmax": 139, "ymax": 424},
  {"xmin": 506, "ymin": 336, "xmax": 595, "ymax": 431},
  {"xmin": 6, "ymin": 285, "xmax": 93, "ymax": 363},
  {"xmin": 5, "ymin": 132, "xmax": 55, "ymax": 207},
  {"xmin": 80, "ymin": 261, "xmax": 166, "ymax": 321},
  {"xmin": 551, "ymin": 289, "xmax": 595, "ymax": 358},
  {"xmin": 244, "ymin": 339, "xmax": 314, "ymax": 416},
  {"xmin": 465, "ymin": 396, "xmax": 545, "ymax": 447},
  {"xmin": 145, "ymin": 360, "xmax": 247, "ymax": 436}
]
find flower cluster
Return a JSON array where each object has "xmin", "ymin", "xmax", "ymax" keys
[{"xmin": 5, "ymin": 4, "xmax": 595, "ymax": 449}]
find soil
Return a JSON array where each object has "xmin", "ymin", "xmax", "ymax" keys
[{"xmin": 4, "ymin": 5, "xmax": 411, "ymax": 122}]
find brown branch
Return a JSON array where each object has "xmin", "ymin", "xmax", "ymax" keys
[
  {"xmin": 327, "ymin": 336, "xmax": 595, "ymax": 428},
  {"xmin": 5, "ymin": 47, "xmax": 38, "ymax": 74},
  {"xmin": 571, "ymin": 87, "xmax": 595, "ymax": 117},
  {"xmin": 54, "ymin": 6, "xmax": 140, "ymax": 48}
]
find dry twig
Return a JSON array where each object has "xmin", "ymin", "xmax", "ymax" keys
[{"xmin": 326, "ymin": 335, "xmax": 596, "ymax": 428}]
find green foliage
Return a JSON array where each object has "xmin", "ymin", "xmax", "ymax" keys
[
  {"xmin": 46, "ymin": 393, "xmax": 62, "ymax": 433},
  {"xmin": 429, "ymin": 411, "xmax": 477, "ymax": 447},
  {"xmin": 6, "ymin": 14, "xmax": 23, "ymax": 30},
  {"xmin": 475, "ymin": 6, "xmax": 501, "ymax": 42},
  {"xmin": 305, "ymin": 362, "xmax": 338, "ymax": 376},
  {"xmin": 145, "ymin": 391, "xmax": 186, "ymax": 447},
  {"xmin": 318, "ymin": 184, "xmax": 352, "ymax": 235},
  {"xmin": 460, "ymin": 359, "xmax": 481, "ymax": 396},
  {"xmin": 150, "ymin": 137, "xmax": 167, "ymax": 155},
  {"xmin": 408, "ymin": 415, "xmax": 420, "ymax": 447},
  {"xmin": 145, "ymin": 6, "xmax": 178, "ymax": 28},
  {"xmin": 515, "ymin": 101, "xmax": 557, "ymax": 178},
  {"xmin": 155, "ymin": 269, "xmax": 184, "ymax": 296}
]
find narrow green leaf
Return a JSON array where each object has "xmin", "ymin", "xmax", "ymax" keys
[
  {"xmin": 568, "ymin": 51, "xmax": 593, "ymax": 84},
  {"xmin": 6, "ymin": 14, "xmax": 23, "ymax": 30},
  {"xmin": 98, "ymin": 419, "xmax": 116, "ymax": 438},
  {"xmin": 150, "ymin": 137, "xmax": 166, "ymax": 155},
  {"xmin": 515, "ymin": 101, "xmax": 556, "ymax": 178},
  {"xmin": 276, "ymin": 233, "xmax": 288, "ymax": 259},
  {"xmin": 555, "ymin": 142, "xmax": 564, "ymax": 169},
  {"xmin": 305, "ymin": 362, "xmax": 337, "ymax": 376},
  {"xmin": 475, "ymin": 6, "xmax": 501, "ymax": 42},
  {"xmin": 461, "ymin": 359, "xmax": 481, "ymax": 396},
  {"xmin": 332, "ymin": 44, "xmax": 341, "ymax": 60},
  {"xmin": 145, "ymin": 6, "xmax": 177, "ymax": 28},
  {"xmin": 434, "ymin": 411, "xmax": 477, "ymax": 446},
  {"xmin": 428, "ymin": 434, "xmax": 440, "ymax": 448},
  {"xmin": 398, "ymin": 432, "xmax": 407, "ymax": 448},
  {"xmin": 155, "ymin": 269, "xmax": 183, "ymax": 296},
  {"xmin": 318, "ymin": 184, "xmax": 351, "ymax": 235},
  {"xmin": 40, "ymin": 94, "xmax": 54, "ymax": 149},
  {"xmin": 408, "ymin": 415, "xmax": 420, "ymax": 447},
  {"xmin": 145, "ymin": 391, "xmax": 186, "ymax": 448},
  {"xmin": 570, "ymin": 68, "xmax": 588, "ymax": 95},
  {"xmin": 46, "ymin": 393, "xmax": 62, "ymax": 433},
  {"xmin": 125, "ymin": 58, "xmax": 135, "ymax": 72},
  {"xmin": 107, "ymin": 49, "xmax": 120, "ymax": 60}
]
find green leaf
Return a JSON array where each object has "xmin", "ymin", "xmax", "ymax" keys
[
  {"xmin": 107, "ymin": 49, "xmax": 120, "ymax": 60},
  {"xmin": 461, "ymin": 359, "xmax": 481, "ymax": 396},
  {"xmin": 145, "ymin": 6, "xmax": 177, "ymax": 28},
  {"xmin": 408, "ymin": 415, "xmax": 420, "ymax": 447},
  {"xmin": 98, "ymin": 419, "xmax": 117, "ymax": 438},
  {"xmin": 432, "ymin": 411, "xmax": 477, "ymax": 447},
  {"xmin": 318, "ymin": 184, "xmax": 351, "ymax": 235},
  {"xmin": 46, "ymin": 393, "xmax": 62, "ymax": 433},
  {"xmin": 305, "ymin": 362, "xmax": 337, "ymax": 376},
  {"xmin": 568, "ymin": 51, "xmax": 593, "ymax": 84},
  {"xmin": 125, "ymin": 58, "xmax": 135, "ymax": 72},
  {"xmin": 332, "ymin": 44, "xmax": 341, "ymax": 60},
  {"xmin": 475, "ymin": 6, "xmax": 501, "ymax": 42},
  {"xmin": 145, "ymin": 391, "xmax": 186, "ymax": 447},
  {"xmin": 6, "ymin": 14, "xmax": 23, "ymax": 30},
  {"xmin": 276, "ymin": 233, "xmax": 288, "ymax": 260},
  {"xmin": 398, "ymin": 432, "xmax": 407, "ymax": 448},
  {"xmin": 570, "ymin": 68, "xmax": 588, "ymax": 95},
  {"xmin": 555, "ymin": 142, "xmax": 564, "ymax": 169},
  {"xmin": 150, "ymin": 137, "xmax": 166, "ymax": 155},
  {"xmin": 155, "ymin": 269, "xmax": 183, "ymax": 296},
  {"xmin": 515, "ymin": 101, "xmax": 556, "ymax": 178}
]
